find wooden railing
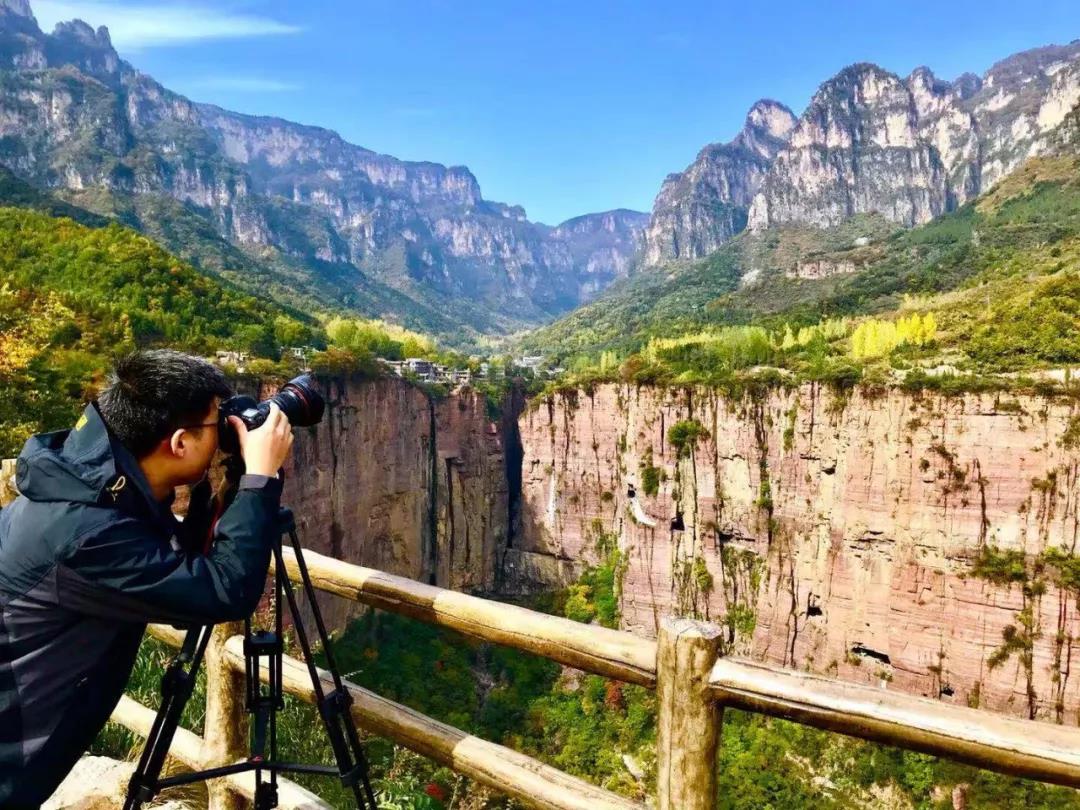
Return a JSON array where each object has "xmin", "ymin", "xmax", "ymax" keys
[
  {"xmin": 4, "ymin": 472, "xmax": 1078, "ymax": 808},
  {"xmin": 106, "ymin": 547, "xmax": 1080, "ymax": 810}
]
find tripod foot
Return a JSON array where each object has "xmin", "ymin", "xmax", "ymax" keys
[
  {"xmin": 254, "ymin": 781, "xmax": 279, "ymax": 810},
  {"xmin": 123, "ymin": 775, "xmax": 157, "ymax": 810}
]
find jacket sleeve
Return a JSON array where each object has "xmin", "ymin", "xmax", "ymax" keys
[{"xmin": 60, "ymin": 475, "xmax": 282, "ymax": 625}]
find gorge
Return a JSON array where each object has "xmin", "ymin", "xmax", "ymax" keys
[{"xmin": 273, "ymin": 375, "xmax": 1080, "ymax": 728}]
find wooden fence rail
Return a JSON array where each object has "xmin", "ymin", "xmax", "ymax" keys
[
  {"xmin": 273, "ymin": 549, "xmax": 657, "ymax": 687},
  {"xmin": 3, "ymin": 462, "xmax": 1076, "ymax": 808},
  {"xmin": 709, "ymin": 657, "xmax": 1080, "ymax": 789}
]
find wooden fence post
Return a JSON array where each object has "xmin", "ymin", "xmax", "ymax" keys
[
  {"xmin": 656, "ymin": 617, "xmax": 722, "ymax": 810},
  {"xmin": 203, "ymin": 621, "xmax": 247, "ymax": 810}
]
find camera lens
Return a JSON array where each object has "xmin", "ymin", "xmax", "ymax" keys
[
  {"xmin": 218, "ymin": 375, "xmax": 325, "ymax": 456},
  {"xmin": 269, "ymin": 374, "xmax": 325, "ymax": 428}
]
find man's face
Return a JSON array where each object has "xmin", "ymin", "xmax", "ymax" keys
[{"xmin": 172, "ymin": 397, "xmax": 221, "ymax": 485}]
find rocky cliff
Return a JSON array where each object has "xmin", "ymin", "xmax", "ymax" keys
[
  {"xmin": 643, "ymin": 42, "xmax": 1080, "ymax": 263},
  {"xmin": 748, "ymin": 45, "xmax": 1080, "ymax": 230},
  {"xmin": 549, "ymin": 209, "xmax": 649, "ymax": 301},
  {"xmin": 276, "ymin": 376, "xmax": 511, "ymax": 628},
  {"xmin": 642, "ymin": 100, "xmax": 795, "ymax": 265},
  {"xmin": 513, "ymin": 383, "xmax": 1080, "ymax": 725},
  {"xmin": 0, "ymin": 2, "xmax": 645, "ymax": 337},
  {"xmin": 9, "ymin": 376, "xmax": 1079, "ymax": 725},
  {"xmin": 252, "ymin": 375, "xmax": 1080, "ymax": 725}
]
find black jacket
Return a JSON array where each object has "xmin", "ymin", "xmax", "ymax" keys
[{"xmin": 0, "ymin": 403, "xmax": 281, "ymax": 808}]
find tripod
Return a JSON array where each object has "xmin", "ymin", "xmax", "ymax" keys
[{"xmin": 124, "ymin": 507, "xmax": 378, "ymax": 810}]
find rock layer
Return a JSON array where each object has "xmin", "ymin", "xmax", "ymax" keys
[{"xmin": 514, "ymin": 384, "xmax": 1080, "ymax": 724}]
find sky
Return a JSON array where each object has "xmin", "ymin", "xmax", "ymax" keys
[{"xmin": 30, "ymin": 0, "xmax": 1080, "ymax": 225}]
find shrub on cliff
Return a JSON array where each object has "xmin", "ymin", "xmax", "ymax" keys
[{"xmin": 668, "ymin": 419, "xmax": 709, "ymax": 458}]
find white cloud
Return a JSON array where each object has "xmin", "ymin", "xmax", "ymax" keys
[
  {"xmin": 33, "ymin": 1, "xmax": 302, "ymax": 49},
  {"xmin": 185, "ymin": 76, "xmax": 302, "ymax": 92}
]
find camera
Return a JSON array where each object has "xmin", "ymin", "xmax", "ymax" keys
[{"xmin": 218, "ymin": 373, "xmax": 325, "ymax": 455}]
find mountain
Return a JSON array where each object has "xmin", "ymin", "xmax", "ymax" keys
[
  {"xmin": 0, "ymin": 1, "xmax": 646, "ymax": 343},
  {"xmin": 747, "ymin": 47, "xmax": 1080, "ymax": 230},
  {"xmin": 0, "ymin": 190, "xmax": 318, "ymax": 454},
  {"xmin": 548, "ymin": 209, "xmax": 649, "ymax": 301},
  {"xmin": 524, "ymin": 102, "xmax": 1080, "ymax": 366},
  {"xmin": 642, "ymin": 100, "xmax": 796, "ymax": 265},
  {"xmin": 641, "ymin": 42, "xmax": 1080, "ymax": 267},
  {"xmin": 748, "ymin": 46, "xmax": 1080, "ymax": 230}
]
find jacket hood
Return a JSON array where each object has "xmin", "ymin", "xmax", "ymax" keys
[{"xmin": 14, "ymin": 403, "xmax": 167, "ymax": 522}]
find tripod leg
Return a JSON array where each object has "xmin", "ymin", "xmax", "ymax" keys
[
  {"xmin": 274, "ymin": 510, "xmax": 378, "ymax": 809},
  {"xmin": 124, "ymin": 626, "xmax": 213, "ymax": 810}
]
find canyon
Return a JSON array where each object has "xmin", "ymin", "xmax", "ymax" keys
[{"xmin": 246, "ymin": 376, "xmax": 1080, "ymax": 727}]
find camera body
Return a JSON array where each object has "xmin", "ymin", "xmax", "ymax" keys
[{"xmin": 218, "ymin": 373, "xmax": 325, "ymax": 455}]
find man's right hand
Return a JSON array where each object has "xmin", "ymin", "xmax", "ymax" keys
[{"xmin": 228, "ymin": 402, "xmax": 294, "ymax": 477}]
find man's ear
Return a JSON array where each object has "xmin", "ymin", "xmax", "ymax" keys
[{"xmin": 168, "ymin": 428, "xmax": 188, "ymax": 458}]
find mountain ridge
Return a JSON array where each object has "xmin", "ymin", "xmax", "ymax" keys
[
  {"xmin": 0, "ymin": 1, "xmax": 646, "ymax": 344},
  {"xmin": 642, "ymin": 40, "xmax": 1080, "ymax": 270}
]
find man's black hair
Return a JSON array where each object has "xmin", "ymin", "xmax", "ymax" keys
[{"xmin": 97, "ymin": 349, "xmax": 233, "ymax": 458}]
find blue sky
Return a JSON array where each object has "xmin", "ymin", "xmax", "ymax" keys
[{"xmin": 30, "ymin": 0, "xmax": 1080, "ymax": 225}]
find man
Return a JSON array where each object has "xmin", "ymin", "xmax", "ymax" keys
[{"xmin": 0, "ymin": 349, "xmax": 294, "ymax": 809}]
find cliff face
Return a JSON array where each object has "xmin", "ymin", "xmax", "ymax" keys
[
  {"xmin": 513, "ymin": 384, "xmax": 1080, "ymax": 724},
  {"xmin": 549, "ymin": 210, "xmax": 649, "ymax": 302},
  {"xmin": 8, "ymin": 377, "xmax": 1079, "ymax": 724},
  {"xmin": 642, "ymin": 100, "xmax": 796, "ymax": 265},
  {"xmin": 643, "ymin": 43, "xmax": 1080, "ymax": 262},
  {"xmin": 276, "ymin": 377, "xmax": 509, "ymax": 627},
  {"xmin": 749, "ymin": 46, "xmax": 1080, "ymax": 230},
  {"xmin": 0, "ymin": 3, "xmax": 645, "ymax": 334}
]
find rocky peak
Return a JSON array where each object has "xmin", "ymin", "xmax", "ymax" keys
[
  {"xmin": 0, "ymin": 0, "xmax": 33, "ymax": 19},
  {"xmin": 641, "ymin": 98, "xmax": 797, "ymax": 265},
  {"xmin": 984, "ymin": 40, "xmax": 1080, "ymax": 88},
  {"xmin": 737, "ymin": 99, "xmax": 796, "ymax": 158},
  {"xmin": 906, "ymin": 65, "xmax": 946, "ymax": 94},
  {"xmin": 0, "ymin": 0, "xmax": 43, "ymax": 67},
  {"xmin": 52, "ymin": 19, "xmax": 112, "ymax": 49},
  {"xmin": 47, "ymin": 18, "xmax": 120, "ymax": 78},
  {"xmin": 553, "ymin": 208, "xmax": 648, "ymax": 237},
  {"xmin": 825, "ymin": 62, "xmax": 901, "ymax": 97},
  {"xmin": 950, "ymin": 72, "xmax": 983, "ymax": 100},
  {"xmin": 0, "ymin": 2, "xmax": 121, "ymax": 77},
  {"xmin": 745, "ymin": 43, "xmax": 1080, "ymax": 233},
  {"xmin": 907, "ymin": 65, "xmax": 984, "ymax": 101},
  {"xmin": 744, "ymin": 99, "xmax": 797, "ymax": 138},
  {"xmin": 905, "ymin": 66, "xmax": 954, "ymax": 119},
  {"xmin": 550, "ymin": 209, "xmax": 648, "ymax": 301}
]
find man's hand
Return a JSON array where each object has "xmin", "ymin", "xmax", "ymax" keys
[{"xmin": 228, "ymin": 402, "xmax": 294, "ymax": 477}]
